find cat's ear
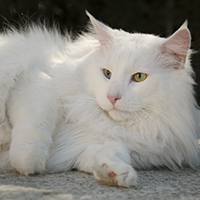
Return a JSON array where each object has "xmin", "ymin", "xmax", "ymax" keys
[
  {"xmin": 86, "ymin": 11, "xmax": 113, "ymax": 47},
  {"xmin": 161, "ymin": 21, "xmax": 191, "ymax": 67}
]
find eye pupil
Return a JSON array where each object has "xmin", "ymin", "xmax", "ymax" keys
[
  {"xmin": 132, "ymin": 72, "xmax": 147, "ymax": 82},
  {"xmin": 103, "ymin": 69, "xmax": 112, "ymax": 79}
]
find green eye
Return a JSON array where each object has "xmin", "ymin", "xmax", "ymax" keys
[
  {"xmin": 103, "ymin": 68, "xmax": 112, "ymax": 79},
  {"xmin": 132, "ymin": 73, "xmax": 147, "ymax": 82}
]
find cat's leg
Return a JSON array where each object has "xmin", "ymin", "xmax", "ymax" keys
[
  {"xmin": 76, "ymin": 141, "xmax": 137, "ymax": 187},
  {"xmin": 8, "ymin": 73, "xmax": 56, "ymax": 175},
  {"xmin": 9, "ymin": 121, "xmax": 53, "ymax": 175}
]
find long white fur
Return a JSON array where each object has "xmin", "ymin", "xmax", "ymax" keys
[{"xmin": 0, "ymin": 13, "xmax": 199, "ymax": 187}]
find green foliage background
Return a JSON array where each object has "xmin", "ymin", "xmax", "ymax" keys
[{"xmin": 0, "ymin": 0, "xmax": 200, "ymax": 101}]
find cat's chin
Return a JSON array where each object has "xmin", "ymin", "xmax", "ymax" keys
[{"xmin": 108, "ymin": 109, "xmax": 132, "ymax": 122}]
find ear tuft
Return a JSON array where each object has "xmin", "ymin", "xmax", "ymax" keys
[
  {"xmin": 179, "ymin": 20, "xmax": 188, "ymax": 29},
  {"xmin": 86, "ymin": 11, "xmax": 113, "ymax": 46},
  {"xmin": 161, "ymin": 21, "xmax": 191, "ymax": 67}
]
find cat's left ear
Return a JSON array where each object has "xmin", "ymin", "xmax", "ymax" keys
[
  {"xmin": 86, "ymin": 11, "xmax": 113, "ymax": 47},
  {"xmin": 161, "ymin": 21, "xmax": 191, "ymax": 66}
]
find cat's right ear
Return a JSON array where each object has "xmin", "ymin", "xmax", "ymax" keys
[
  {"xmin": 161, "ymin": 21, "xmax": 191, "ymax": 67},
  {"xmin": 86, "ymin": 11, "xmax": 113, "ymax": 47}
]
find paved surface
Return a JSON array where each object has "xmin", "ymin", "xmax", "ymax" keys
[{"xmin": 0, "ymin": 149, "xmax": 200, "ymax": 200}]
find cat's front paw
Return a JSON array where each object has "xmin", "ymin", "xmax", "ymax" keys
[
  {"xmin": 9, "ymin": 139, "xmax": 49, "ymax": 175},
  {"xmin": 93, "ymin": 159, "xmax": 137, "ymax": 187}
]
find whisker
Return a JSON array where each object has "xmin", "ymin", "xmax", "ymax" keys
[{"xmin": 142, "ymin": 104, "xmax": 170, "ymax": 117}]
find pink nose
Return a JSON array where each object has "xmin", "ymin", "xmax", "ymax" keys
[{"xmin": 107, "ymin": 95, "xmax": 121, "ymax": 105}]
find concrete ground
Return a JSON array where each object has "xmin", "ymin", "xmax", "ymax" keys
[{"xmin": 1, "ymin": 150, "xmax": 200, "ymax": 200}]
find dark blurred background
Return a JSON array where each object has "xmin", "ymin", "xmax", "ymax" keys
[{"xmin": 0, "ymin": 0, "xmax": 200, "ymax": 102}]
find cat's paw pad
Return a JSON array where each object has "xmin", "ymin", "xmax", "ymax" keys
[{"xmin": 93, "ymin": 161, "xmax": 137, "ymax": 187}]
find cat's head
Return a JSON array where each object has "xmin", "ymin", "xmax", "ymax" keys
[{"xmin": 84, "ymin": 12, "xmax": 194, "ymax": 122}]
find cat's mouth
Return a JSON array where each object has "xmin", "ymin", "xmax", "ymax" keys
[
  {"xmin": 106, "ymin": 107, "xmax": 133, "ymax": 121},
  {"xmin": 109, "ymin": 106, "xmax": 130, "ymax": 114},
  {"xmin": 111, "ymin": 108, "xmax": 124, "ymax": 113}
]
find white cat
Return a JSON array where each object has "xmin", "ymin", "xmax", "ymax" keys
[{"xmin": 0, "ymin": 12, "xmax": 199, "ymax": 187}]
